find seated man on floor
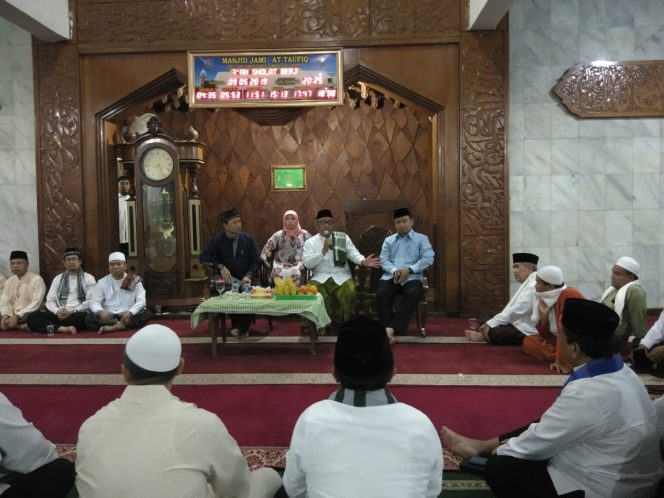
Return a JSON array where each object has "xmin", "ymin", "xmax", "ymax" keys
[
  {"xmin": 0, "ymin": 392, "xmax": 75, "ymax": 498},
  {"xmin": 0, "ymin": 251, "xmax": 46, "ymax": 331},
  {"xmin": 632, "ymin": 309, "xmax": 664, "ymax": 376},
  {"xmin": 85, "ymin": 252, "xmax": 151, "ymax": 334},
  {"xmin": 27, "ymin": 247, "xmax": 96, "ymax": 335},
  {"xmin": 200, "ymin": 208, "xmax": 261, "ymax": 337},
  {"xmin": 76, "ymin": 324, "xmax": 281, "ymax": 498},
  {"xmin": 303, "ymin": 209, "xmax": 380, "ymax": 327},
  {"xmin": 522, "ymin": 265, "xmax": 584, "ymax": 373},
  {"xmin": 466, "ymin": 252, "xmax": 538, "ymax": 345},
  {"xmin": 377, "ymin": 207, "xmax": 434, "ymax": 344},
  {"xmin": 600, "ymin": 256, "xmax": 647, "ymax": 354},
  {"xmin": 442, "ymin": 299, "xmax": 663, "ymax": 498},
  {"xmin": 279, "ymin": 317, "xmax": 442, "ymax": 498}
]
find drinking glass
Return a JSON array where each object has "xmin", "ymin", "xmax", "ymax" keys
[{"xmin": 214, "ymin": 279, "xmax": 225, "ymax": 295}]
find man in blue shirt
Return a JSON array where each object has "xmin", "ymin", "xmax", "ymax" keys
[{"xmin": 376, "ymin": 208, "xmax": 435, "ymax": 344}]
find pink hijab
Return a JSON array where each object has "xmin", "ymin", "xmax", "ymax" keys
[{"xmin": 283, "ymin": 210, "xmax": 302, "ymax": 237}]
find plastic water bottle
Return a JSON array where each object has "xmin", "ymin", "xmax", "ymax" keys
[{"xmin": 231, "ymin": 278, "xmax": 240, "ymax": 293}]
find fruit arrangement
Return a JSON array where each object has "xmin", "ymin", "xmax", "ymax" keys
[
  {"xmin": 249, "ymin": 286, "xmax": 273, "ymax": 299},
  {"xmin": 273, "ymin": 277, "xmax": 318, "ymax": 296}
]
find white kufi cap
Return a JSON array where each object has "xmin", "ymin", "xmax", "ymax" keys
[
  {"xmin": 537, "ymin": 265, "xmax": 564, "ymax": 286},
  {"xmin": 615, "ymin": 256, "xmax": 639, "ymax": 277},
  {"xmin": 108, "ymin": 251, "xmax": 126, "ymax": 262},
  {"xmin": 125, "ymin": 324, "xmax": 182, "ymax": 372}
]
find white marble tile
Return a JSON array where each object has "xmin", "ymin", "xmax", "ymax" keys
[
  {"xmin": 638, "ymin": 279, "xmax": 659, "ymax": 307},
  {"xmin": 510, "ymin": 29, "xmax": 526, "ymax": 67},
  {"xmin": 632, "ymin": 118, "xmax": 660, "ymax": 137},
  {"xmin": 523, "ymin": 66, "xmax": 553, "ymax": 104},
  {"xmin": 551, "ymin": 0, "xmax": 579, "ymax": 29},
  {"xmin": 579, "ymin": 119, "xmax": 607, "ymax": 138},
  {"xmin": 510, "ymin": 211, "xmax": 524, "ymax": 248},
  {"xmin": 509, "ymin": 0, "xmax": 526, "ymax": 30},
  {"xmin": 509, "ymin": 104, "xmax": 524, "ymax": 140},
  {"xmin": 606, "ymin": 0, "xmax": 635, "ymax": 27},
  {"xmin": 579, "ymin": 0, "xmax": 607, "ymax": 28},
  {"xmin": 12, "ymin": 79, "xmax": 33, "ymax": 117},
  {"xmin": 634, "ymin": 26, "xmax": 664, "ymax": 58},
  {"xmin": 509, "ymin": 139, "xmax": 525, "ymax": 176},
  {"xmin": 604, "ymin": 137, "xmax": 633, "ymax": 174},
  {"xmin": 632, "ymin": 245, "xmax": 659, "ymax": 281},
  {"xmin": 523, "ymin": 211, "xmax": 551, "ymax": 247},
  {"xmin": 634, "ymin": 0, "xmax": 664, "ymax": 27},
  {"xmin": 659, "ymin": 282, "xmax": 664, "ymax": 308},
  {"xmin": 15, "ymin": 217, "xmax": 38, "ymax": 255},
  {"xmin": 510, "ymin": 175, "xmax": 524, "ymax": 211},
  {"xmin": 550, "ymin": 107, "xmax": 579, "ymax": 139},
  {"xmin": 579, "ymin": 29, "xmax": 607, "ymax": 61},
  {"xmin": 15, "ymin": 185, "xmax": 36, "ymax": 217},
  {"xmin": 0, "ymin": 185, "xmax": 16, "ymax": 219},
  {"xmin": 632, "ymin": 173, "xmax": 660, "ymax": 209},
  {"xmin": 8, "ymin": 44, "xmax": 32, "ymax": 80},
  {"xmin": 633, "ymin": 137, "xmax": 660, "ymax": 173},
  {"xmin": 0, "ymin": 80, "xmax": 14, "ymax": 115},
  {"xmin": 577, "ymin": 175, "xmax": 606, "ymax": 209},
  {"xmin": 550, "ymin": 246, "xmax": 578, "ymax": 281},
  {"xmin": 15, "ymin": 150, "xmax": 35, "ymax": 184},
  {"xmin": 0, "ymin": 150, "xmax": 16, "ymax": 184},
  {"xmin": 13, "ymin": 115, "xmax": 34, "ymax": 150},
  {"xmin": 551, "ymin": 138, "xmax": 579, "ymax": 174},
  {"xmin": 550, "ymin": 210, "xmax": 578, "ymax": 245},
  {"xmin": 605, "ymin": 210, "xmax": 633, "ymax": 246},
  {"xmin": 633, "ymin": 210, "xmax": 660, "ymax": 246},
  {"xmin": 578, "ymin": 246, "xmax": 608, "ymax": 281},
  {"xmin": 605, "ymin": 174, "xmax": 633, "ymax": 210},
  {"xmin": 523, "ymin": 175, "xmax": 551, "ymax": 211},
  {"xmin": 658, "ymin": 247, "xmax": 664, "ymax": 281},
  {"xmin": 0, "ymin": 116, "xmax": 15, "ymax": 149},
  {"xmin": 524, "ymin": 139, "xmax": 551, "ymax": 174},
  {"xmin": 549, "ymin": 29, "xmax": 580, "ymax": 65},
  {"xmin": 605, "ymin": 119, "xmax": 634, "ymax": 138},
  {"xmin": 577, "ymin": 138, "xmax": 607, "ymax": 174},
  {"xmin": 522, "ymin": 0, "xmax": 552, "ymax": 29},
  {"xmin": 524, "ymin": 103, "xmax": 551, "ymax": 139},
  {"xmin": 551, "ymin": 175, "xmax": 578, "ymax": 210},
  {"xmin": 577, "ymin": 281, "xmax": 605, "ymax": 301},
  {"xmin": 527, "ymin": 246, "xmax": 552, "ymax": 266},
  {"xmin": 578, "ymin": 210, "xmax": 606, "ymax": 246},
  {"xmin": 523, "ymin": 30, "xmax": 552, "ymax": 66}
]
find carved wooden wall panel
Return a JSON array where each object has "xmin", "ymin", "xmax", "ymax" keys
[
  {"xmin": 554, "ymin": 61, "xmax": 664, "ymax": 117},
  {"xmin": 459, "ymin": 31, "xmax": 507, "ymax": 312},
  {"xmin": 75, "ymin": 0, "xmax": 460, "ymax": 51},
  {"xmin": 34, "ymin": 41, "xmax": 84, "ymax": 280},
  {"xmin": 157, "ymin": 99, "xmax": 433, "ymax": 266}
]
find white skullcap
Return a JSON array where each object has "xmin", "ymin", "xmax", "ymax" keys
[
  {"xmin": 537, "ymin": 265, "xmax": 564, "ymax": 286},
  {"xmin": 108, "ymin": 251, "xmax": 126, "ymax": 262},
  {"xmin": 125, "ymin": 324, "xmax": 182, "ymax": 372},
  {"xmin": 615, "ymin": 256, "xmax": 639, "ymax": 277}
]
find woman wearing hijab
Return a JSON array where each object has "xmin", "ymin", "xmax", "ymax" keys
[{"xmin": 261, "ymin": 210, "xmax": 312, "ymax": 281}]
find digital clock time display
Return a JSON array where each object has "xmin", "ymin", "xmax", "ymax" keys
[{"xmin": 188, "ymin": 49, "xmax": 343, "ymax": 108}]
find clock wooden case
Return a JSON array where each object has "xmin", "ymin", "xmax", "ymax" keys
[{"xmin": 117, "ymin": 116, "xmax": 207, "ymax": 310}]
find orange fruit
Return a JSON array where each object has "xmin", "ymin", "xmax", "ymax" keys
[{"xmin": 308, "ymin": 284, "xmax": 318, "ymax": 294}]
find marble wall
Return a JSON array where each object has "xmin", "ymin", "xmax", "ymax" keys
[
  {"xmin": 0, "ymin": 18, "xmax": 38, "ymax": 276},
  {"xmin": 509, "ymin": 0, "xmax": 664, "ymax": 307}
]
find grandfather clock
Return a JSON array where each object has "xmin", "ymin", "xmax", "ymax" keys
[{"xmin": 117, "ymin": 115, "xmax": 207, "ymax": 310}]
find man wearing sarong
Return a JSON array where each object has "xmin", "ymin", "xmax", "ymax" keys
[
  {"xmin": 600, "ymin": 256, "xmax": 647, "ymax": 354},
  {"xmin": 303, "ymin": 209, "xmax": 380, "ymax": 326},
  {"xmin": 0, "ymin": 250, "xmax": 46, "ymax": 331},
  {"xmin": 522, "ymin": 265, "xmax": 584, "ymax": 373},
  {"xmin": 466, "ymin": 252, "xmax": 538, "ymax": 345},
  {"xmin": 27, "ymin": 247, "xmax": 96, "ymax": 334}
]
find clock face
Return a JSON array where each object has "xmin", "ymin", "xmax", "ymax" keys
[{"xmin": 141, "ymin": 148, "xmax": 174, "ymax": 182}]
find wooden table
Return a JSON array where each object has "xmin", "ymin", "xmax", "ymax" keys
[{"xmin": 191, "ymin": 293, "xmax": 331, "ymax": 356}]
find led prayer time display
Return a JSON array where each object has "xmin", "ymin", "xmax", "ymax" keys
[{"xmin": 188, "ymin": 50, "xmax": 343, "ymax": 108}]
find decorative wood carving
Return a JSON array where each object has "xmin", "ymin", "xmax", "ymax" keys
[
  {"xmin": 34, "ymin": 41, "xmax": 84, "ymax": 280},
  {"xmin": 459, "ymin": 31, "xmax": 507, "ymax": 311},
  {"xmin": 75, "ymin": 0, "xmax": 460, "ymax": 50},
  {"xmin": 554, "ymin": 61, "xmax": 664, "ymax": 117}
]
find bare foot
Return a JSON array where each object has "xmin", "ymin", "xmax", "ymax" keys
[
  {"xmin": 440, "ymin": 426, "xmax": 497, "ymax": 458},
  {"xmin": 18, "ymin": 323, "xmax": 29, "ymax": 331},
  {"xmin": 465, "ymin": 330, "xmax": 486, "ymax": 342},
  {"xmin": 98, "ymin": 322, "xmax": 125, "ymax": 335},
  {"xmin": 386, "ymin": 327, "xmax": 397, "ymax": 345},
  {"xmin": 57, "ymin": 326, "xmax": 77, "ymax": 335}
]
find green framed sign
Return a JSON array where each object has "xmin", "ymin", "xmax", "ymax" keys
[{"xmin": 272, "ymin": 165, "xmax": 306, "ymax": 191}]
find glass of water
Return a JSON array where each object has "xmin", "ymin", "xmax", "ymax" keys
[
  {"xmin": 214, "ymin": 278, "xmax": 225, "ymax": 295},
  {"xmin": 46, "ymin": 324, "xmax": 55, "ymax": 336},
  {"xmin": 231, "ymin": 279, "xmax": 240, "ymax": 293}
]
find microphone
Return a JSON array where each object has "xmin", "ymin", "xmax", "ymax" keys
[{"xmin": 323, "ymin": 230, "xmax": 331, "ymax": 239}]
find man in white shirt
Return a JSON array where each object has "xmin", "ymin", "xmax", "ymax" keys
[
  {"xmin": 76, "ymin": 324, "xmax": 282, "ymax": 498},
  {"xmin": 465, "ymin": 252, "xmax": 538, "ymax": 345},
  {"xmin": 0, "ymin": 392, "xmax": 74, "ymax": 497},
  {"xmin": 84, "ymin": 252, "xmax": 151, "ymax": 334},
  {"xmin": 442, "ymin": 299, "xmax": 663, "ymax": 498},
  {"xmin": 302, "ymin": 209, "xmax": 380, "ymax": 325},
  {"xmin": 118, "ymin": 175, "xmax": 132, "ymax": 257},
  {"xmin": 0, "ymin": 251, "xmax": 46, "ymax": 331},
  {"xmin": 26, "ymin": 247, "xmax": 96, "ymax": 334},
  {"xmin": 632, "ymin": 309, "xmax": 664, "ymax": 376},
  {"xmin": 280, "ymin": 317, "xmax": 442, "ymax": 498}
]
